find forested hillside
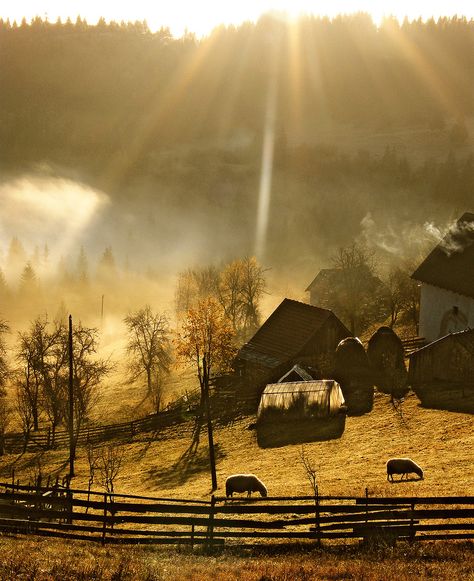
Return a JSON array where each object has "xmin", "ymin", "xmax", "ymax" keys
[{"xmin": 1, "ymin": 15, "xmax": 473, "ymax": 272}]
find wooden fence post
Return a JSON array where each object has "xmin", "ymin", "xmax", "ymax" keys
[
  {"xmin": 102, "ymin": 492, "xmax": 107, "ymax": 545},
  {"xmin": 66, "ymin": 478, "xmax": 73, "ymax": 525},
  {"xmin": 206, "ymin": 495, "xmax": 216, "ymax": 553},
  {"xmin": 365, "ymin": 487, "xmax": 369, "ymax": 524},
  {"xmin": 315, "ymin": 485, "xmax": 321, "ymax": 547},
  {"xmin": 410, "ymin": 501, "xmax": 416, "ymax": 543}
]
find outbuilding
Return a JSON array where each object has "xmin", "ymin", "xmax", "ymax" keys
[
  {"xmin": 408, "ymin": 328, "xmax": 474, "ymax": 410},
  {"xmin": 235, "ymin": 298, "xmax": 350, "ymax": 401},
  {"xmin": 256, "ymin": 379, "xmax": 346, "ymax": 447}
]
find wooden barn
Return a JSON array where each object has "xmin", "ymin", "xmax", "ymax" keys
[
  {"xmin": 408, "ymin": 328, "xmax": 474, "ymax": 411},
  {"xmin": 412, "ymin": 212, "xmax": 474, "ymax": 343},
  {"xmin": 305, "ymin": 267, "xmax": 387, "ymax": 333},
  {"xmin": 256, "ymin": 380, "xmax": 346, "ymax": 447},
  {"xmin": 235, "ymin": 298, "xmax": 350, "ymax": 400}
]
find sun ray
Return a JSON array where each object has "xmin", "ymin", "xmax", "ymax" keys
[
  {"xmin": 255, "ymin": 25, "xmax": 282, "ymax": 260},
  {"xmin": 99, "ymin": 32, "xmax": 224, "ymax": 190},
  {"xmin": 380, "ymin": 18, "xmax": 461, "ymax": 119}
]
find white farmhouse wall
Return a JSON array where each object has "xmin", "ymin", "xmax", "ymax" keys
[{"xmin": 419, "ymin": 284, "xmax": 474, "ymax": 342}]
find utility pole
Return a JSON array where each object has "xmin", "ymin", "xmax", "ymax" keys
[
  {"xmin": 203, "ymin": 355, "xmax": 217, "ymax": 491},
  {"xmin": 68, "ymin": 314, "xmax": 75, "ymax": 477}
]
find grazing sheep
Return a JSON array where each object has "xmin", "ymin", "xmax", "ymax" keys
[
  {"xmin": 225, "ymin": 474, "xmax": 268, "ymax": 498},
  {"xmin": 386, "ymin": 458, "xmax": 424, "ymax": 482}
]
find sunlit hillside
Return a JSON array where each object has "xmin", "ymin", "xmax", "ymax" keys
[{"xmin": 1, "ymin": 391, "xmax": 472, "ymax": 500}]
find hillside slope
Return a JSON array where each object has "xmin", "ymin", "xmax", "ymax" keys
[{"xmin": 0, "ymin": 391, "xmax": 472, "ymax": 500}]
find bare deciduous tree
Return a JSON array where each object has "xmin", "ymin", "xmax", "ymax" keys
[
  {"xmin": 61, "ymin": 322, "xmax": 111, "ymax": 463},
  {"xmin": 0, "ymin": 318, "xmax": 10, "ymax": 392},
  {"xmin": 98, "ymin": 443, "xmax": 124, "ymax": 496},
  {"xmin": 331, "ymin": 242, "xmax": 384, "ymax": 335},
  {"xmin": 124, "ymin": 306, "xmax": 172, "ymax": 412},
  {"xmin": 0, "ymin": 396, "xmax": 10, "ymax": 456},
  {"xmin": 300, "ymin": 445, "xmax": 318, "ymax": 495},
  {"xmin": 16, "ymin": 317, "xmax": 51, "ymax": 431},
  {"xmin": 15, "ymin": 376, "xmax": 35, "ymax": 452},
  {"xmin": 176, "ymin": 257, "xmax": 267, "ymax": 342}
]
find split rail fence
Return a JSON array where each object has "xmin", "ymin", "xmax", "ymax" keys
[
  {"xmin": 3, "ymin": 390, "xmax": 253, "ymax": 454},
  {"xmin": 0, "ymin": 482, "xmax": 472, "ymax": 548}
]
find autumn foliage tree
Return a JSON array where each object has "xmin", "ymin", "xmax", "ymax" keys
[
  {"xmin": 176, "ymin": 257, "xmax": 266, "ymax": 342},
  {"xmin": 176, "ymin": 297, "xmax": 236, "ymax": 490}
]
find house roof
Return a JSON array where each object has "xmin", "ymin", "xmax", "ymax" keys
[
  {"xmin": 237, "ymin": 298, "xmax": 343, "ymax": 369},
  {"xmin": 409, "ymin": 328, "xmax": 474, "ymax": 358},
  {"xmin": 305, "ymin": 267, "xmax": 385, "ymax": 293},
  {"xmin": 411, "ymin": 212, "xmax": 474, "ymax": 298},
  {"xmin": 305, "ymin": 269, "xmax": 336, "ymax": 292}
]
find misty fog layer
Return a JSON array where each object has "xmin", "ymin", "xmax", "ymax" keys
[{"xmin": 0, "ymin": 14, "xmax": 473, "ymax": 326}]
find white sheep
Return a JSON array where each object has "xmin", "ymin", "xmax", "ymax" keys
[
  {"xmin": 225, "ymin": 474, "xmax": 268, "ymax": 498},
  {"xmin": 386, "ymin": 458, "xmax": 424, "ymax": 482}
]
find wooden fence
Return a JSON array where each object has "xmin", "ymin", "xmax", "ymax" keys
[
  {"xmin": 0, "ymin": 482, "xmax": 472, "ymax": 548},
  {"xmin": 3, "ymin": 390, "xmax": 254, "ymax": 454},
  {"xmin": 4, "ymin": 407, "xmax": 188, "ymax": 452},
  {"xmin": 402, "ymin": 337, "xmax": 427, "ymax": 356}
]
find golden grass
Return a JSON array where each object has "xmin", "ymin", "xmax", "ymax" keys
[
  {"xmin": 0, "ymin": 389, "xmax": 473, "ymax": 579},
  {"xmin": 0, "ymin": 391, "xmax": 472, "ymax": 501},
  {"xmin": 0, "ymin": 536, "xmax": 472, "ymax": 580}
]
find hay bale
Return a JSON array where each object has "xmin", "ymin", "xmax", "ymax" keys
[{"xmin": 367, "ymin": 327, "xmax": 408, "ymax": 398}]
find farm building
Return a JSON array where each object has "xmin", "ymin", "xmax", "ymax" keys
[
  {"xmin": 408, "ymin": 328, "xmax": 474, "ymax": 411},
  {"xmin": 256, "ymin": 380, "xmax": 346, "ymax": 447},
  {"xmin": 305, "ymin": 267, "xmax": 387, "ymax": 334},
  {"xmin": 367, "ymin": 326, "xmax": 408, "ymax": 399},
  {"xmin": 412, "ymin": 212, "xmax": 474, "ymax": 343},
  {"xmin": 235, "ymin": 298, "xmax": 350, "ymax": 400},
  {"xmin": 334, "ymin": 337, "xmax": 373, "ymax": 415}
]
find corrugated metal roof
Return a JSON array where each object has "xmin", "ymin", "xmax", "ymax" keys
[
  {"xmin": 237, "ymin": 298, "xmax": 338, "ymax": 368},
  {"xmin": 409, "ymin": 327, "xmax": 474, "ymax": 357},
  {"xmin": 412, "ymin": 212, "xmax": 474, "ymax": 298},
  {"xmin": 278, "ymin": 364, "xmax": 314, "ymax": 382},
  {"xmin": 261, "ymin": 379, "xmax": 338, "ymax": 395},
  {"xmin": 257, "ymin": 380, "xmax": 345, "ymax": 418}
]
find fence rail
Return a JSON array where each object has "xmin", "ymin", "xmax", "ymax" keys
[
  {"xmin": 3, "ymin": 389, "xmax": 255, "ymax": 453},
  {"xmin": 0, "ymin": 482, "xmax": 472, "ymax": 548},
  {"xmin": 402, "ymin": 336, "xmax": 427, "ymax": 356}
]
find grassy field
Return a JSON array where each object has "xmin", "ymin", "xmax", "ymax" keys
[
  {"xmin": 0, "ymin": 536, "xmax": 472, "ymax": 580},
  {"xmin": 0, "ymin": 382, "xmax": 473, "ymax": 579},
  {"xmin": 0, "ymin": 390, "xmax": 472, "ymax": 500}
]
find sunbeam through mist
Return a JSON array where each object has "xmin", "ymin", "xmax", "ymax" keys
[
  {"xmin": 0, "ymin": 175, "xmax": 109, "ymax": 268},
  {"xmin": 255, "ymin": 34, "xmax": 280, "ymax": 261}
]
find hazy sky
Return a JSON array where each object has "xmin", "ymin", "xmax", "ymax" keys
[{"xmin": 3, "ymin": 1, "xmax": 473, "ymax": 36}]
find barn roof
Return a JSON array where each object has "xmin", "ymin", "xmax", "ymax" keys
[
  {"xmin": 409, "ymin": 328, "xmax": 474, "ymax": 358},
  {"xmin": 237, "ymin": 298, "xmax": 346, "ymax": 369},
  {"xmin": 411, "ymin": 212, "xmax": 474, "ymax": 298}
]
